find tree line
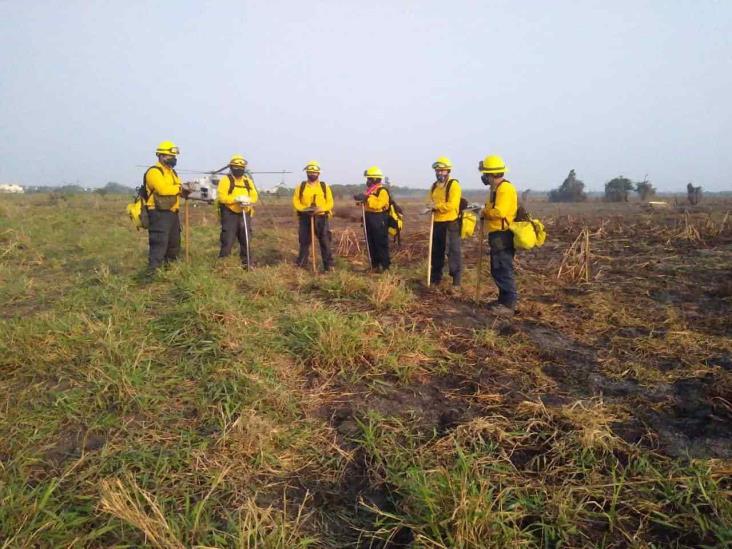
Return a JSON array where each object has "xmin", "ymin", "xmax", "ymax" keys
[{"xmin": 547, "ymin": 170, "xmax": 703, "ymax": 203}]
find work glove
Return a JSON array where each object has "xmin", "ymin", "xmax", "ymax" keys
[
  {"xmin": 354, "ymin": 193, "xmax": 366, "ymax": 203},
  {"xmin": 181, "ymin": 188, "xmax": 191, "ymax": 198}
]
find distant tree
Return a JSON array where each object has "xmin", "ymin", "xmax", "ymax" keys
[
  {"xmin": 687, "ymin": 182, "xmax": 703, "ymax": 205},
  {"xmin": 95, "ymin": 181, "xmax": 135, "ymax": 195},
  {"xmin": 635, "ymin": 179, "xmax": 656, "ymax": 200},
  {"xmin": 56, "ymin": 184, "xmax": 86, "ymax": 195},
  {"xmin": 521, "ymin": 189, "xmax": 531, "ymax": 203},
  {"xmin": 548, "ymin": 169, "xmax": 587, "ymax": 202},
  {"xmin": 604, "ymin": 176, "xmax": 635, "ymax": 202}
]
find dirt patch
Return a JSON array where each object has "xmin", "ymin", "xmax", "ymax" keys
[
  {"xmin": 521, "ymin": 321, "xmax": 732, "ymax": 458},
  {"xmin": 44, "ymin": 426, "xmax": 107, "ymax": 467},
  {"xmin": 321, "ymin": 375, "xmax": 476, "ymax": 440},
  {"xmin": 640, "ymin": 376, "xmax": 732, "ymax": 458}
]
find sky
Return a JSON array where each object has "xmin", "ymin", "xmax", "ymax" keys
[{"xmin": 1, "ymin": 0, "xmax": 730, "ymax": 192}]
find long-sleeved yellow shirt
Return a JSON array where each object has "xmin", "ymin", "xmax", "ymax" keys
[
  {"xmin": 429, "ymin": 178, "xmax": 461, "ymax": 222},
  {"xmin": 217, "ymin": 174, "xmax": 258, "ymax": 214},
  {"xmin": 483, "ymin": 180, "xmax": 518, "ymax": 233},
  {"xmin": 364, "ymin": 185, "xmax": 390, "ymax": 213},
  {"xmin": 144, "ymin": 162, "xmax": 181, "ymax": 212},
  {"xmin": 292, "ymin": 180, "xmax": 334, "ymax": 215}
]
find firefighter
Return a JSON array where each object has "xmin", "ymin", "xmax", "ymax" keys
[
  {"xmin": 144, "ymin": 141, "xmax": 188, "ymax": 272},
  {"xmin": 479, "ymin": 154, "xmax": 518, "ymax": 315},
  {"xmin": 292, "ymin": 161, "xmax": 335, "ymax": 271},
  {"xmin": 428, "ymin": 156, "xmax": 462, "ymax": 289},
  {"xmin": 216, "ymin": 154, "xmax": 258, "ymax": 267},
  {"xmin": 354, "ymin": 166, "xmax": 390, "ymax": 272}
]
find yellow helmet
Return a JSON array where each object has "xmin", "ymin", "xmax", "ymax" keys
[
  {"xmin": 479, "ymin": 155, "xmax": 507, "ymax": 174},
  {"xmin": 229, "ymin": 154, "xmax": 247, "ymax": 168},
  {"xmin": 431, "ymin": 156, "xmax": 452, "ymax": 170},
  {"xmin": 363, "ymin": 166, "xmax": 384, "ymax": 179},
  {"xmin": 155, "ymin": 140, "xmax": 180, "ymax": 156},
  {"xmin": 303, "ymin": 160, "xmax": 321, "ymax": 173}
]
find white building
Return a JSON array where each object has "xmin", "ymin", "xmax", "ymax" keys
[{"xmin": 0, "ymin": 184, "xmax": 24, "ymax": 194}]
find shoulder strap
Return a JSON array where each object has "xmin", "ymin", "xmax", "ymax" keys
[
  {"xmin": 432, "ymin": 179, "xmax": 455, "ymax": 197},
  {"xmin": 299, "ymin": 181, "xmax": 307, "ymax": 202},
  {"xmin": 376, "ymin": 186, "xmax": 392, "ymax": 205},
  {"xmin": 228, "ymin": 174, "xmax": 253, "ymax": 194},
  {"xmin": 490, "ymin": 180, "xmax": 505, "ymax": 207},
  {"xmin": 298, "ymin": 181, "xmax": 327, "ymax": 204},
  {"xmin": 142, "ymin": 166, "xmax": 163, "ymax": 199}
]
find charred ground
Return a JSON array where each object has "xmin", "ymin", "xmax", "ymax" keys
[{"xmin": 0, "ymin": 194, "xmax": 730, "ymax": 547}]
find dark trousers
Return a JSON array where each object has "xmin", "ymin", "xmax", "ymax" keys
[
  {"xmin": 148, "ymin": 209, "xmax": 180, "ymax": 271},
  {"xmin": 297, "ymin": 214, "xmax": 334, "ymax": 269},
  {"xmin": 431, "ymin": 220, "xmax": 462, "ymax": 285},
  {"xmin": 365, "ymin": 211, "xmax": 390, "ymax": 270},
  {"xmin": 489, "ymin": 230, "xmax": 517, "ymax": 308},
  {"xmin": 219, "ymin": 207, "xmax": 252, "ymax": 264}
]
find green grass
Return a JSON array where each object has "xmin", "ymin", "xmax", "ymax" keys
[{"xmin": 1, "ymin": 194, "xmax": 731, "ymax": 547}]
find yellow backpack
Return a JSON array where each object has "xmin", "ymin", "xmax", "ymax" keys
[
  {"xmin": 126, "ymin": 167, "xmax": 160, "ymax": 230},
  {"xmin": 510, "ymin": 205, "xmax": 546, "ymax": 250},
  {"xmin": 126, "ymin": 198, "xmax": 148, "ymax": 230},
  {"xmin": 461, "ymin": 210, "xmax": 478, "ymax": 238},
  {"xmin": 374, "ymin": 187, "xmax": 404, "ymax": 242}
]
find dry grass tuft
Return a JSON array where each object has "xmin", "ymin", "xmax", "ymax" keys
[{"xmin": 99, "ymin": 477, "xmax": 184, "ymax": 549}]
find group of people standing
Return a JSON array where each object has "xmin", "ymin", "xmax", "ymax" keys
[{"xmin": 142, "ymin": 142, "xmax": 519, "ymax": 314}]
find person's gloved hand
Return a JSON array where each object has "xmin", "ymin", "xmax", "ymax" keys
[
  {"xmin": 181, "ymin": 188, "xmax": 191, "ymax": 198},
  {"xmin": 354, "ymin": 193, "xmax": 366, "ymax": 203}
]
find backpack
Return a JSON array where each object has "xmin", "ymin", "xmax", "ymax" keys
[
  {"xmin": 433, "ymin": 179, "xmax": 470, "ymax": 237},
  {"xmin": 510, "ymin": 202, "xmax": 547, "ymax": 250},
  {"xmin": 126, "ymin": 166, "xmax": 164, "ymax": 230},
  {"xmin": 461, "ymin": 210, "xmax": 478, "ymax": 238},
  {"xmin": 299, "ymin": 180, "xmax": 327, "ymax": 205},
  {"xmin": 431, "ymin": 178, "xmax": 467, "ymax": 215},
  {"xmin": 376, "ymin": 187, "xmax": 404, "ymax": 243},
  {"xmin": 228, "ymin": 174, "xmax": 253, "ymax": 194}
]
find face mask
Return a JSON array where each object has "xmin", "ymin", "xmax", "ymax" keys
[
  {"xmin": 163, "ymin": 156, "xmax": 177, "ymax": 168},
  {"xmin": 307, "ymin": 173, "xmax": 319, "ymax": 182},
  {"xmin": 481, "ymin": 174, "xmax": 491, "ymax": 186},
  {"xmin": 231, "ymin": 168, "xmax": 245, "ymax": 177},
  {"xmin": 436, "ymin": 172, "xmax": 448, "ymax": 182}
]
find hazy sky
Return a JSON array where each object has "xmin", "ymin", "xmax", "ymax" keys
[{"xmin": 1, "ymin": 1, "xmax": 730, "ymax": 191}]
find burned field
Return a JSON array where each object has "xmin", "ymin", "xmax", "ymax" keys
[{"xmin": 1, "ymin": 193, "xmax": 731, "ymax": 547}]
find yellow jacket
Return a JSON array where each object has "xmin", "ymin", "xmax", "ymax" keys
[
  {"xmin": 429, "ymin": 178, "xmax": 461, "ymax": 222},
  {"xmin": 144, "ymin": 162, "xmax": 181, "ymax": 212},
  {"xmin": 364, "ymin": 185, "xmax": 390, "ymax": 213},
  {"xmin": 292, "ymin": 180, "xmax": 334, "ymax": 215},
  {"xmin": 483, "ymin": 180, "xmax": 518, "ymax": 233},
  {"xmin": 217, "ymin": 174, "xmax": 258, "ymax": 214}
]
